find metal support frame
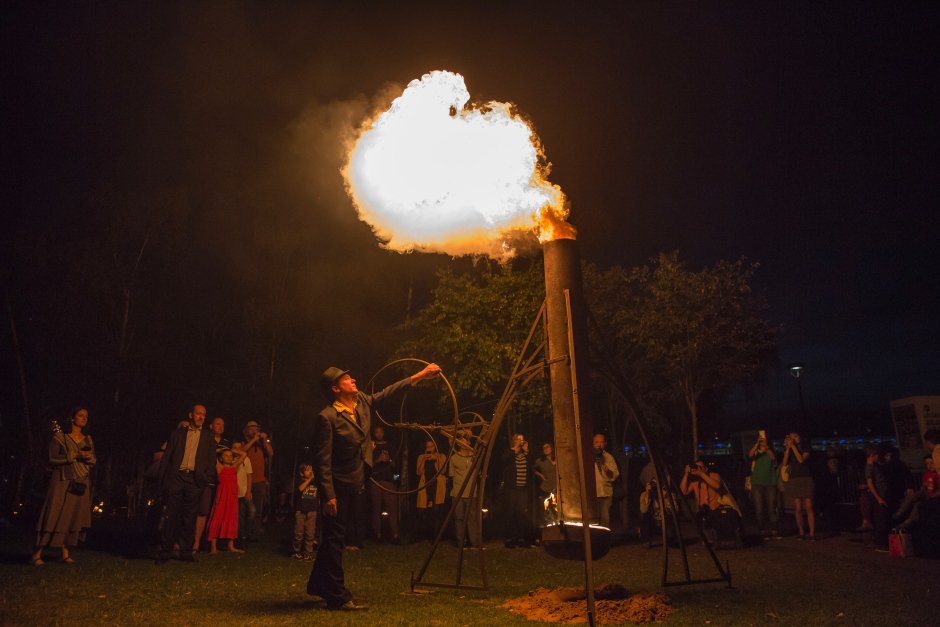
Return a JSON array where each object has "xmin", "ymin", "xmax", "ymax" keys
[
  {"xmin": 410, "ymin": 296, "xmax": 604, "ymax": 627},
  {"xmin": 411, "ymin": 302, "xmax": 550, "ymax": 592},
  {"xmin": 409, "ymin": 295, "xmax": 733, "ymax": 612},
  {"xmin": 587, "ymin": 312, "xmax": 732, "ymax": 589}
]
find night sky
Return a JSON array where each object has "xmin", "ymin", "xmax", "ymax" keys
[{"xmin": 3, "ymin": 2, "xmax": 938, "ymax": 436}]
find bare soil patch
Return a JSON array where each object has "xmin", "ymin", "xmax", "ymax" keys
[{"xmin": 502, "ymin": 583, "xmax": 674, "ymax": 624}]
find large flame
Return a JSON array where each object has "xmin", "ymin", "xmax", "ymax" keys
[{"xmin": 343, "ymin": 70, "xmax": 575, "ymax": 257}]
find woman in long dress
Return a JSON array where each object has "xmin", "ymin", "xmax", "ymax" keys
[{"xmin": 31, "ymin": 407, "xmax": 96, "ymax": 565}]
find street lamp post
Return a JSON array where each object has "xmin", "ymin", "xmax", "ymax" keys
[{"xmin": 788, "ymin": 364, "xmax": 807, "ymax": 429}]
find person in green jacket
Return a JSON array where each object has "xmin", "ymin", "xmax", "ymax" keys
[{"xmin": 748, "ymin": 432, "xmax": 781, "ymax": 539}]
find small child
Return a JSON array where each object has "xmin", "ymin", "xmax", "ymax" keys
[
  {"xmin": 293, "ymin": 463, "xmax": 319, "ymax": 560},
  {"xmin": 207, "ymin": 434, "xmax": 256, "ymax": 553}
]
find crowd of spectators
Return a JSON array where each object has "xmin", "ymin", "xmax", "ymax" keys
[{"xmin": 27, "ymin": 403, "xmax": 940, "ymax": 567}]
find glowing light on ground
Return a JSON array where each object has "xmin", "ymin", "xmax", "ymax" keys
[{"xmin": 343, "ymin": 70, "xmax": 574, "ymax": 257}]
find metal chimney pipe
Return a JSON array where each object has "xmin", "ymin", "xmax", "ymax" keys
[{"xmin": 542, "ymin": 238, "xmax": 596, "ymax": 524}]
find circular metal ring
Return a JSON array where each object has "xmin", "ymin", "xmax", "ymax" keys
[{"xmin": 365, "ymin": 358, "xmax": 460, "ymax": 496}]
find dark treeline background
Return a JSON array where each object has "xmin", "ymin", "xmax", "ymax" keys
[
  {"xmin": 4, "ymin": 3, "xmax": 938, "ymax": 513},
  {"xmin": 1, "ymin": 152, "xmax": 484, "ymax": 505},
  {"xmin": 0, "ymin": 4, "xmax": 461, "ymax": 508}
]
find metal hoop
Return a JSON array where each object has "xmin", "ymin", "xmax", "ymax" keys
[{"xmin": 365, "ymin": 358, "xmax": 460, "ymax": 496}]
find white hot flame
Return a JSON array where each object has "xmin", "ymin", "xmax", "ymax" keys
[{"xmin": 343, "ymin": 70, "xmax": 574, "ymax": 257}]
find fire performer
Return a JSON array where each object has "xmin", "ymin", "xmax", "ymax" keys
[{"xmin": 307, "ymin": 363, "xmax": 441, "ymax": 611}]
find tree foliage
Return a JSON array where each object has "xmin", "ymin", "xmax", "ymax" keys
[
  {"xmin": 609, "ymin": 252, "xmax": 778, "ymax": 459},
  {"xmin": 400, "ymin": 251, "xmax": 778, "ymax": 461},
  {"xmin": 396, "ymin": 260, "xmax": 549, "ymax": 430}
]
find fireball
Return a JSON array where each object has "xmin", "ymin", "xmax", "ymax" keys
[{"xmin": 343, "ymin": 70, "xmax": 574, "ymax": 257}]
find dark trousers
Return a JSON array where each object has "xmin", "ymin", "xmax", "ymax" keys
[
  {"xmin": 503, "ymin": 486, "xmax": 530, "ymax": 543},
  {"xmin": 294, "ymin": 510, "xmax": 319, "ymax": 555},
  {"xmin": 247, "ymin": 482, "xmax": 268, "ymax": 539},
  {"xmin": 751, "ymin": 484, "xmax": 779, "ymax": 532},
  {"xmin": 161, "ymin": 470, "xmax": 201, "ymax": 555},
  {"xmin": 343, "ymin": 489, "xmax": 366, "ymax": 548},
  {"xmin": 238, "ymin": 497, "xmax": 250, "ymax": 539},
  {"xmin": 454, "ymin": 497, "xmax": 482, "ymax": 547},
  {"xmin": 308, "ymin": 491, "xmax": 354, "ymax": 607}
]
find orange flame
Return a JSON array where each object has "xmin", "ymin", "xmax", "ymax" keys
[{"xmin": 343, "ymin": 71, "xmax": 574, "ymax": 257}]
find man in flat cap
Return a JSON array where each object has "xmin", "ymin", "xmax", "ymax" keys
[{"xmin": 307, "ymin": 362, "xmax": 441, "ymax": 611}]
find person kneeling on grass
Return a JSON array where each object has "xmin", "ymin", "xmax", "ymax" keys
[{"xmin": 207, "ymin": 438, "xmax": 256, "ymax": 553}]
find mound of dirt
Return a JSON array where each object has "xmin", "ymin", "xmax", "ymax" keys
[{"xmin": 502, "ymin": 585, "xmax": 673, "ymax": 624}]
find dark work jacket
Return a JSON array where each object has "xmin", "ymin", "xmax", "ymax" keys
[
  {"xmin": 158, "ymin": 426, "xmax": 218, "ymax": 490},
  {"xmin": 312, "ymin": 377, "xmax": 412, "ymax": 501}
]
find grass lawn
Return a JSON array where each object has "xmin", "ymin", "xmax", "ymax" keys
[{"xmin": 1, "ymin": 521, "xmax": 936, "ymax": 626}]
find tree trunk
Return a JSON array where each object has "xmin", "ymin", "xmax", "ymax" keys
[
  {"xmin": 689, "ymin": 401, "xmax": 699, "ymax": 462},
  {"xmin": 607, "ymin": 388, "xmax": 619, "ymax": 451},
  {"xmin": 7, "ymin": 295, "xmax": 35, "ymax": 512},
  {"xmin": 6, "ymin": 296, "xmax": 33, "ymax": 457},
  {"xmin": 405, "ymin": 273, "xmax": 414, "ymax": 322},
  {"xmin": 112, "ymin": 230, "xmax": 150, "ymax": 436},
  {"xmin": 265, "ymin": 256, "xmax": 292, "ymax": 419}
]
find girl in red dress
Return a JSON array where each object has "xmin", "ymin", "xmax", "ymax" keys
[{"xmin": 207, "ymin": 442, "xmax": 252, "ymax": 553}]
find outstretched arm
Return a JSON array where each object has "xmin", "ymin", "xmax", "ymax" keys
[
  {"xmin": 410, "ymin": 363, "xmax": 442, "ymax": 385},
  {"xmin": 369, "ymin": 364, "xmax": 443, "ymax": 406}
]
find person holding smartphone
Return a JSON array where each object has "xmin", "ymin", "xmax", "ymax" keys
[
  {"xmin": 748, "ymin": 431, "xmax": 781, "ymax": 539},
  {"xmin": 680, "ymin": 459, "xmax": 722, "ymax": 513},
  {"xmin": 783, "ymin": 432, "xmax": 816, "ymax": 540}
]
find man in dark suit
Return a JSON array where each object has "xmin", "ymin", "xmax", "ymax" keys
[
  {"xmin": 156, "ymin": 404, "xmax": 217, "ymax": 563},
  {"xmin": 307, "ymin": 363, "xmax": 441, "ymax": 610}
]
